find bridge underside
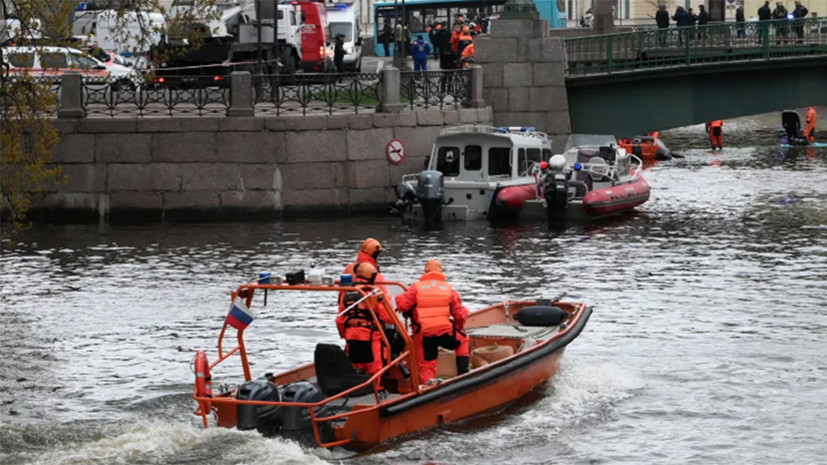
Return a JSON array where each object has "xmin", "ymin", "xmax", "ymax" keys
[{"xmin": 566, "ymin": 57, "xmax": 827, "ymax": 137}]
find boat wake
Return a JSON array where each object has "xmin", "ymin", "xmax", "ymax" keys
[{"xmin": 4, "ymin": 421, "xmax": 327, "ymax": 465}]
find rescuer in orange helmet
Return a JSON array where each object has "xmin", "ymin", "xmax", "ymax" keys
[
  {"xmin": 395, "ymin": 259, "xmax": 470, "ymax": 385},
  {"xmin": 336, "ymin": 262, "xmax": 394, "ymax": 375}
]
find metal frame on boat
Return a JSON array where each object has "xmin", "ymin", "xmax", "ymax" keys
[{"xmin": 192, "ymin": 276, "xmax": 591, "ymax": 451}]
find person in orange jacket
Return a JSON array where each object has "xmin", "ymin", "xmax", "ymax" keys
[
  {"xmin": 804, "ymin": 106, "xmax": 818, "ymax": 144},
  {"xmin": 460, "ymin": 41, "xmax": 474, "ymax": 67},
  {"xmin": 706, "ymin": 120, "xmax": 723, "ymax": 150},
  {"xmin": 336, "ymin": 262, "xmax": 394, "ymax": 375},
  {"xmin": 395, "ymin": 259, "xmax": 470, "ymax": 385},
  {"xmin": 450, "ymin": 21, "xmax": 463, "ymax": 53}
]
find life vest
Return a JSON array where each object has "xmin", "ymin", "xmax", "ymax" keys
[{"xmin": 412, "ymin": 271, "xmax": 453, "ymax": 334}]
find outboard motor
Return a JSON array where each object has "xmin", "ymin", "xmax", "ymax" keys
[
  {"xmin": 391, "ymin": 182, "xmax": 417, "ymax": 215},
  {"xmin": 280, "ymin": 381, "xmax": 332, "ymax": 444},
  {"xmin": 780, "ymin": 110, "xmax": 807, "ymax": 145},
  {"xmin": 542, "ymin": 155, "xmax": 570, "ymax": 227},
  {"xmin": 417, "ymin": 170, "xmax": 444, "ymax": 230},
  {"xmin": 236, "ymin": 378, "xmax": 282, "ymax": 436}
]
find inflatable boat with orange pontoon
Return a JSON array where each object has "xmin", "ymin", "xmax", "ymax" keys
[
  {"xmin": 192, "ymin": 274, "xmax": 591, "ymax": 451},
  {"xmin": 617, "ymin": 132, "xmax": 673, "ymax": 160}
]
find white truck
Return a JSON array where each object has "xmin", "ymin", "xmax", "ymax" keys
[{"xmin": 326, "ymin": 0, "xmax": 362, "ymax": 71}]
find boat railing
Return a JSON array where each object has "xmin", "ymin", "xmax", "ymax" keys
[{"xmin": 193, "ymin": 278, "xmax": 420, "ymax": 448}]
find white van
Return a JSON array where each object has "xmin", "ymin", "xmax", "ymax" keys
[
  {"xmin": 326, "ymin": 1, "xmax": 362, "ymax": 71},
  {"xmin": 71, "ymin": 8, "xmax": 166, "ymax": 56},
  {"xmin": 2, "ymin": 46, "xmax": 142, "ymax": 88}
]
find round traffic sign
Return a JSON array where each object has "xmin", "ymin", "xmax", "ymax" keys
[{"xmin": 387, "ymin": 139, "xmax": 405, "ymax": 164}]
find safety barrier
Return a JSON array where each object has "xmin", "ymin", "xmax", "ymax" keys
[
  {"xmin": 399, "ymin": 69, "xmax": 471, "ymax": 110},
  {"xmin": 252, "ymin": 72, "xmax": 382, "ymax": 116},
  {"xmin": 46, "ymin": 67, "xmax": 483, "ymax": 118},
  {"xmin": 565, "ymin": 18, "xmax": 827, "ymax": 76}
]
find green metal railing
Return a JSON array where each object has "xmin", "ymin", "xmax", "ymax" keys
[{"xmin": 565, "ymin": 18, "xmax": 827, "ymax": 76}]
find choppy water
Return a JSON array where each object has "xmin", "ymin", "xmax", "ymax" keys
[{"xmin": 2, "ymin": 109, "xmax": 827, "ymax": 465}]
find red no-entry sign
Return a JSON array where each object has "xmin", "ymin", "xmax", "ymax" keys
[{"xmin": 387, "ymin": 139, "xmax": 405, "ymax": 164}]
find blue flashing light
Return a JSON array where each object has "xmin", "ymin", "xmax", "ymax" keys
[
  {"xmin": 335, "ymin": 3, "xmax": 349, "ymax": 8},
  {"xmin": 521, "ymin": 126, "xmax": 537, "ymax": 132},
  {"xmin": 340, "ymin": 274, "xmax": 353, "ymax": 285},
  {"xmin": 574, "ymin": 162, "xmax": 582, "ymax": 171},
  {"xmin": 496, "ymin": 127, "xmax": 509, "ymax": 133},
  {"xmin": 787, "ymin": 13, "xmax": 794, "ymax": 19},
  {"xmin": 259, "ymin": 272, "xmax": 271, "ymax": 284}
]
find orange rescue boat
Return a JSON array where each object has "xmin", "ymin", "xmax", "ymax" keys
[
  {"xmin": 618, "ymin": 132, "xmax": 673, "ymax": 160},
  {"xmin": 192, "ymin": 275, "xmax": 591, "ymax": 451}
]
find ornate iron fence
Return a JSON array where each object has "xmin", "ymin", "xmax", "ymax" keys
[
  {"xmin": 399, "ymin": 69, "xmax": 470, "ymax": 110},
  {"xmin": 565, "ymin": 18, "xmax": 827, "ymax": 76},
  {"xmin": 252, "ymin": 73, "xmax": 381, "ymax": 116},
  {"xmin": 82, "ymin": 76, "xmax": 230, "ymax": 117}
]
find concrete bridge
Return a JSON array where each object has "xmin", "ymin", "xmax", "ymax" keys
[{"xmin": 563, "ymin": 19, "xmax": 827, "ymax": 136}]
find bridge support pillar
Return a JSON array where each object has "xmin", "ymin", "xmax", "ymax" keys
[{"xmin": 477, "ymin": 19, "xmax": 572, "ymax": 150}]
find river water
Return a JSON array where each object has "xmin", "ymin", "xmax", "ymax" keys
[{"xmin": 1, "ymin": 109, "xmax": 826, "ymax": 465}]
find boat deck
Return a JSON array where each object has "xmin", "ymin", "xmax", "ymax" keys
[{"xmin": 466, "ymin": 323, "xmax": 560, "ymax": 341}]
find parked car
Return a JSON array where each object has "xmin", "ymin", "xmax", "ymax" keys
[{"xmin": 1, "ymin": 45, "xmax": 143, "ymax": 88}]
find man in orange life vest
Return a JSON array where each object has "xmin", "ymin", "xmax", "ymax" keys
[
  {"xmin": 395, "ymin": 259, "xmax": 469, "ymax": 385},
  {"xmin": 804, "ymin": 106, "xmax": 818, "ymax": 144},
  {"xmin": 706, "ymin": 120, "xmax": 723, "ymax": 150},
  {"xmin": 336, "ymin": 262, "xmax": 394, "ymax": 375}
]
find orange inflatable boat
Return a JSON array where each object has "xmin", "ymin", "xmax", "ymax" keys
[
  {"xmin": 618, "ymin": 132, "xmax": 673, "ymax": 160},
  {"xmin": 192, "ymin": 275, "xmax": 591, "ymax": 451}
]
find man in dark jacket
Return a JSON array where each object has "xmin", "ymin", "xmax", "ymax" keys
[
  {"xmin": 758, "ymin": 1, "xmax": 772, "ymax": 20},
  {"xmin": 333, "ymin": 33, "xmax": 347, "ymax": 73},
  {"xmin": 696, "ymin": 5, "xmax": 709, "ymax": 39},
  {"xmin": 792, "ymin": 1, "xmax": 808, "ymax": 42},
  {"xmin": 672, "ymin": 6, "xmax": 690, "ymax": 43},
  {"xmin": 656, "ymin": 4, "xmax": 669, "ymax": 46},
  {"xmin": 772, "ymin": 1, "xmax": 788, "ymax": 42},
  {"xmin": 436, "ymin": 21, "xmax": 455, "ymax": 70},
  {"xmin": 736, "ymin": 5, "xmax": 746, "ymax": 38}
]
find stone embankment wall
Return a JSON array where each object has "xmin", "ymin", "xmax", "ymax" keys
[{"xmin": 37, "ymin": 108, "xmax": 492, "ymax": 221}]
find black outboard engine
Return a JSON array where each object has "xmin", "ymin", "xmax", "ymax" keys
[
  {"xmin": 780, "ymin": 109, "xmax": 808, "ymax": 145},
  {"xmin": 281, "ymin": 381, "xmax": 332, "ymax": 444},
  {"xmin": 417, "ymin": 170, "xmax": 444, "ymax": 230},
  {"xmin": 236, "ymin": 378, "xmax": 282, "ymax": 436},
  {"xmin": 542, "ymin": 155, "xmax": 570, "ymax": 227}
]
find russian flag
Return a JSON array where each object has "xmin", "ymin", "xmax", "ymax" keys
[{"xmin": 225, "ymin": 297, "xmax": 254, "ymax": 330}]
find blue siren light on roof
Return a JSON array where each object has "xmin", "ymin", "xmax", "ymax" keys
[{"xmin": 574, "ymin": 162, "xmax": 583, "ymax": 170}]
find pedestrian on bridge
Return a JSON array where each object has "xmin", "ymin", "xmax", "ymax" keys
[
  {"xmin": 673, "ymin": 6, "xmax": 690, "ymax": 44},
  {"xmin": 772, "ymin": 2, "xmax": 789, "ymax": 43},
  {"xmin": 736, "ymin": 6, "xmax": 746, "ymax": 38},
  {"xmin": 697, "ymin": 5, "xmax": 709, "ymax": 39},
  {"xmin": 656, "ymin": 4, "xmax": 670, "ymax": 46},
  {"xmin": 792, "ymin": 1, "xmax": 809, "ymax": 43}
]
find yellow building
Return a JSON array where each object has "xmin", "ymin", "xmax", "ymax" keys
[{"xmin": 568, "ymin": 0, "xmax": 827, "ymax": 25}]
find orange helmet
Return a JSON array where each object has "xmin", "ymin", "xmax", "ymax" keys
[
  {"xmin": 424, "ymin": 259, "xmax": 442, "ymax": 273},
  {"xmin": 354, "ymin": 262, "xmax": 378, "ymax": 284},
  {"xmin": 360, "ymin": 238, "xmax": 383, "ymax": 259},
  {"xmin": 462, "ymin": 25, "xmax": 471, "ymax": 34}
]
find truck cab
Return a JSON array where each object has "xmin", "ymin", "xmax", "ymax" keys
[{"xmin": 326, "ymin": 1, "xmax": 362, "ymax": 71}]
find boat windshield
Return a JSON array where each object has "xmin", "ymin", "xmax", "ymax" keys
[{"xmin": 564, "ymin": 134, "xmax": 617, "ymax": 152}]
